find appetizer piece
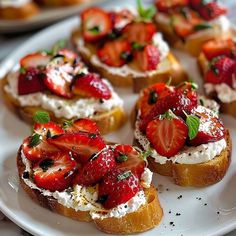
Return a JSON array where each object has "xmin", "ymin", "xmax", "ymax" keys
[
  {"xmin": 17, "ymin": 112, "xmax": 163, "ymax": 234},
  {"xmin": 134, "ymin": 82, "xmax": 231, "ymax": 187},
  {"xmin": 198, "ymin": 38, "xmax": 236, "ymax": 118},
  {"xmin": 0, "ymin": 0, "xmax": 39, "ymax": 20},
  {"xmin": 154, "ymin": 0, "xmax": 231, "ymax": 56},
  {"xmin": 71, "ymin": 1, "xmax": 187, "ymax": 92},
  {"xmin": 2, "ymin": 42, "xmax": 125, "ymax": 134},
  {"xmin": 34, "ymin": 0, "xmax": 90, "ymax": 7}
]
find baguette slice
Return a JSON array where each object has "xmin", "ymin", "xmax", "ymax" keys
[
  {"xmin": 17, "ymin": 147, "xmax": 163, "ymax": 234},
  {"xmin": 1, "ymin": 77, "xmax": 125, "ymax": 135},
  {"xmin": 198, "ymin": 52, "xmax": 236, "ymax": 118},
  {"xmin": 134, "ymin": 131, "xmax": 231, "ymax": 187},
  {"xmin": 71, "ymin": 29, "xmax": 187, "ymax": 93},
  {"xmin": 0, "ymin": 2, "xmax": 39, "ymax": 20},
  {"xmin": 155, "ymin": 13, "xmax": 232, "ymax": 57}
]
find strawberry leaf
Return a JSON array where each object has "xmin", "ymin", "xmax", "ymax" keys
[
  {"xmin": 186, "ymin": 115, "xmax": 200, "ymax": 140},
  {"xmin": 33, "ymin": 111, "xmax": 50, "ymax": 124}
]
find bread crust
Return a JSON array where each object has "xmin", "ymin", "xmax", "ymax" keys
[
  {"xmin": 198, "ymin": 52, "xmax": 236, "ymax": 118},
  {"xmin": 71, "ymin": 29, "xmax": 187, "ymax": 93},
  {"xmin": 0, "ymin": 2, "xmax": 39, "ymax": 20},
  {"xmin": 35, "ymin": 0, "xmax": 90, "ymax": 6},
  {"xmin": 155, "ymin": 13, "xmax": 232, "ymax": 57},
  {"xmin": 1, "ymin": 77, "xmax": 125, "ymax": 134},
  {"xmin": 17, "ymin": 147, "xmax": 163, "ymax": 234}
]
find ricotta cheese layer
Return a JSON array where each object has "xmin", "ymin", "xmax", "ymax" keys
[{"xmin": 0, "ymin": 0, "xmax": 30, "ymax": 8}]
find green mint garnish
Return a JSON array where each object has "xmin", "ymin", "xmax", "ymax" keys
[
  {"xmin": 117, "ymin": 170, "xmax": 132, "ymax": 181},
  {"xmin": 88, "ymin": 26, "xmax": 100, "ymax": 34},
  {"xmin": 132, "ymin": 42, "xmax": 144, "ymax": 50},
  {"xmin": 137, "ymin": 0, "xmax": 156, "ymax": 21},
  {"xmin": 39, "ymin": 49, "xmax": 52, "ymax": 55},
  {"xmin": 28, "ymin": 133, "xmax": 41, "ymax": 148},
  {"xmin": 19, "ymin": 67, "xmax": 26, "ymax": 74},
  {"xmin": 33, "ymin": 111, "xmax": 50, "ymax": 124},
  {"xmin": 166, "ymin": 77, "xmax": 172, "ymax": 86},
  {"xmin": 199, "ymin": 98, "xmax": 205, "ymax": 106},
  {"xmin": 194, "ymin": 23, "xmax": 212, "ymax": 31},
  {"xmin": 116, "ymin": 152, "xmax": 128, "ymax": 163},
  {"xmin": 52, "ymin": 40, "xmax": 66, "ymax": 55},
  {"xmin": 184, "ymin": 111, "xmax": 200, "ymax": 140},
  {"xmin": 142, "ymin": 149, "xmax": 152, "ymax": 160},
  {"xmin": 148, "ymin": 90, "xmax": 158, "ymax": 104}
]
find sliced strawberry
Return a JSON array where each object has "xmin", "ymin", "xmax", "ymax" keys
[
  {"xmin": 81, "ymin": 7, "xmax": 112, "ymax": 42},
  {"xmin": 48, "ymin": 132, "xmax": 106, "ymax": 164},
  {"xmin": 44, "ymin": 59, "xmax": 74, "ymax": 98},
  {"xmin": 18, "ymin": 67, "xmax": 46, "ymax": 95},
  {"xmin": 20, "ymin": 52, "xmax": 51, "ymax": 69},
  {"xmin": 97, "ymin": 39, "xmax": 132, "ymax": 67},
  {"xmin": 189, "ymin": 0, "xmax": 203, "ymax": 10},
  {"xmin": 64, "ymin": 119, "xmax": 100, "ymax": 134},
  {"xmin": 140, "ymin": 83, "xmax": 169, "ymax": 118},
  {"xmin": 139, "ymin": 88, "xmax": 198, "ymax": 132},
  {"xmin": 72, "ymin": 73, "xmax": 112, "ymax": 99},
  {"xmin": 135, "ymin": 45, "xmax": 160, "ymax": 71},
  {"xmin": 109, "ymin": 9, "xmax": 135, "ymax": 31},
  {"xmin": 146, "ymin": 113, "xmax": 188, "ymax": 157},
  {"xmin": 204, "ymin": 56, "xmax": 235, "ymax": 86},
  {"xmin": 34, "ymin": 121, "xmax": 64, "ymax": 137},
  {"xmin": 122, "ymin": 22, "xmax": 156, "ymax": 45},
  {"xmin": 98, "ymin": 168, "xmax": 141, "ymax": 209},
  {"xmin": 155, "ymin": 0, "xmax": 189, "ymax": 12},
  {"xmin": 33, "ymin": 152, "xmax": 78, "ymax": 192},
  {"xmin": 57, "ymin": 49, "xmax": 78, "ymax": 63},
  {"xmin": 199, "ymin": 2, "xmax": 227, "ymax": 21},
  {"xmin": 188, "ymin": 106, "xmax": 226, "ymax": 146},
  {"xmin": 114, "ymin": 145, "xmax": 145, "ymax": 179},
  {"xmin": 202, "ymin": 38, "xmax": 236, "ymax": 60},
  {"xmin": 22, "ymin": 136, "xmax": 59, "ymax": 162},
  {"xmin": 74, "ymin": 148, "xmax": 115, "ymax": 186}
]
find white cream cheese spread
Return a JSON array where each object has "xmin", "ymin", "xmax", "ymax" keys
[
  {"xmin": 4, "ymin": 71, "xmax": 123, "ymax": 119},
  {"xmin": 21, "ymin": 146, "xmax": 151, "ymax": 219},
  {"xmin": 134, "ymin": 106, "xmax": 227, "ymax": 165},
  {"xmin": 0, "ymin": 0, "xmax": 30, "ymax": 8}
]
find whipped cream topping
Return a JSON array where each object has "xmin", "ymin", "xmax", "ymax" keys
[
  {"xmin": 205, "ymin": 82, "xmax": 236, "ymax": 103},
  {"xmin": 4, "ymin": 70, "xmax": 123, "ymax": 119},
  {"xmin": 134, "ymin": 106, "xmax": 227, "ymax": 165},
  {"xmin": 21, "ymin": 146, "xmax": 151, "ymax": 219},
  {"xmin": 0, "ymin": 0, "xmax": 30, "ymax": 8}
]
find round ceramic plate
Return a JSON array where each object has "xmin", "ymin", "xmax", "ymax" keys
[
  {"xmin": 0, "ymin": 0, "xmax": 105, "ymax": 34},
  {"xmin": 0, "ymin": 0, "xmax": 236, "ymax": 235}
]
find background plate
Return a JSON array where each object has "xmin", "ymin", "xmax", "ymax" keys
[{"xmin": 0, "ymin": 0, "xmax": 236, "ymax": 235}]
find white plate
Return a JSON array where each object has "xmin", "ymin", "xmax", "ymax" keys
[
  {"xmin": 0, "ymin": 0, "xmax": 236, "ymax": 235},
  {"xmin": 0, "ymin": 0, "xmax": 105, "ymax": 34}
]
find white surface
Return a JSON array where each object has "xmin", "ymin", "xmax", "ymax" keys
[{"xmin": 0, "ymin": 0, "xmax": 236, "ymax": 235}]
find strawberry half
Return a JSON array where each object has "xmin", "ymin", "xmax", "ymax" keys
[
  {"xmin": 155, "ymin": 0, "xmax": 189, "ymax": 12},
  {"xmin": 72, "ymin": 73, "xmax": 112, "ymax": 100},
  {"xmin": 74, "ymin": 148, "xmax": 116, "ymax": 186},
  {"xmin": 98, "ymin": 168, "xmax": 141, "ymax": 209},
  {"xmin": 204, "ymin": 56, "xmax": 235, "ymax": 86},
  {"xmin": 34, "ymin": 121, "xmax": 64, "ymax": 137},
  {"xmin": 64, "ymin": 119, "xmax": 100, "ymax": 134},
  {"xmin": 146, "ymin": 112, "xmax": 188, "ymax": 157},
  {"xmin": 114, "ymin": 145, "xmax": 145, "ymax": 179},
  {"xmin": 97, "ymin": 39, "xmax": 132, "ymax": 67},
  {"xmin": 81, "ymin": 7, "xmax": 112, "ymax": 42},
  {"xmin": 122, "ymin": 22, "xmax": 156, "ymax": 45},
  {"xmin": 20, "ymin": 52, "xmax": 51, "ymax": 69},
  {"xmin": 18, "ymin": 67, "xmax": 46, "ymax": 95},
  {"xmin": 188, "ymin": 106, "xmax": 226, "ymax": 146},
  {"xmin": 202, "ymin": 38, "xmax": 236, "ymax": 60},
  {"xmin": 33, "ymin": 152, "xmax": 78, "ymax": 192},
  {"xmin": 48, "ymin": 132, "xmax": 106, "ymax": 164},
  {"xmin": 199, "ymin": 2, "xmax": 227, "ymax": 21},
  {"xmin": 135, "ymin": 45, "xmax": 160, "ymax": 71}
]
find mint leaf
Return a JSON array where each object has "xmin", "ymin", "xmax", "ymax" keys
[
  {"xmin": 52, "ymin": 40, "xmax": 66, "ymax": 55},
  {"xmin": 117, "ymin": 170, "xmax": 132, "ymax": 181},
  {"xmin": 19, "ymin": 67, "xmax": 26, "ymax": 74},
  {"xmin": 186, "ymin": 115, "xmax": 200, "ymax": 140},
  {"xmin": 116, "ymin": 152, "xmax": 128, "ymax": 163},
  {"xmin": 137, "ymin": 0, "xmax": 156, "ymax": 21},
  {"xmin": 166, "ymin": 77, "xmax": 172, "ymax": 86},
  {"xmin": 132, "ymin": 42, "xmax": 144, "ymax": 50},
  {"xmin": 88, "ymin": 26, "xmax": 100, "ymax": 34},
  {"xmin": 28, "ymin": 133, "xmax": 41, "ymax": 148},
  {"xmin": 33, "ymin": 111, "xmax": 50, "ymax": 124},
  {"xmin": 194, "ymin": 23, "xmax": 212, "ymax": 31}
]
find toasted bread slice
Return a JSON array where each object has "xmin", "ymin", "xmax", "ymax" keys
[
  {"xmin": 155, "ymin": 14, "xmax": 232, "ymax": 57},
  {"xmin": 198, "ymin": 52, "xmax": 236, "ymax": 118},
  {"xmin": 0, "ymin": 2, "xmax": 39, "ymax": 20},
  {"xmin": 17, "ymin": 147, "xmax": 163, "ymax": 234},
  {"xmin": 35, "ymin": 0, "xmax": 90, "ymax": 7},
  {"xmin": 71, "ymin": 29, "xmax": 187, "ymax": 93},
  {"xmin": 1, "ymin": 77, "xmax": 125, "ymax": 134}
]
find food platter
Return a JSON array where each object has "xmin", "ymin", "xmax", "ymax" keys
[{"xmin": 0, "ymin": 0, "xmax": 236, "ymax": 235}]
